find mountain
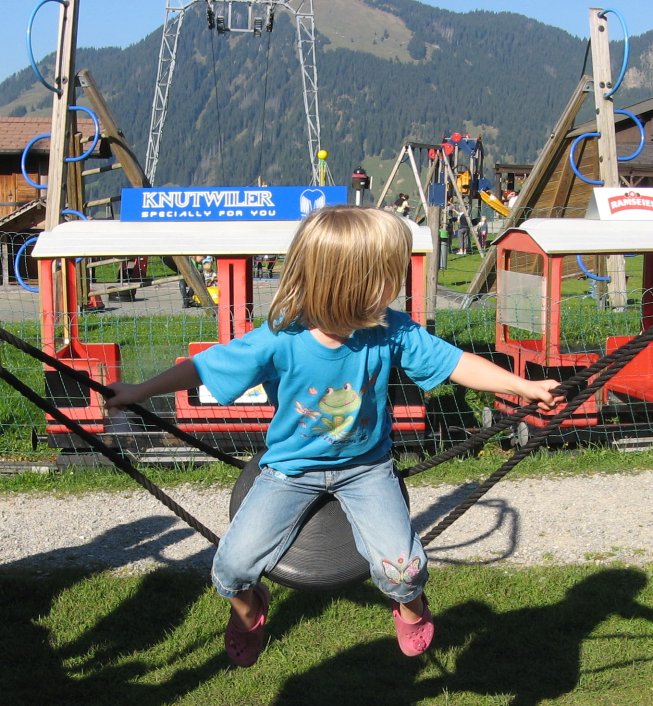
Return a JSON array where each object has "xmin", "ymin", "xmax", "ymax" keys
[{"xmin": 2, "ymin": 0, "xmax": 652, "ymax": 196}]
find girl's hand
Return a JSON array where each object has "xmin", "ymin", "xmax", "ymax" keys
[
  {"xmin": 103, "ymin": 359, "xmax": 201, "ymax": 412},
  {"xmin": 104, "ymin": 382, "xmax": 146, "ymax": 410},
  {"xmin": 520, "ymin": 379, "xmax": 564, "ymax": 411}
]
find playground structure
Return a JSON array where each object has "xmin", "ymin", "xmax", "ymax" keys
[
  {"xmin": 466, "ymin": 9, "xmax": 653, "ymax": 309},
  {"xmin": 376, "ymin": 132, "xmax": 493, "ymax": 255},
  {"xmin": 370, "ymin": 9, "xmax": 653, "ymax": 450},
  {"xmin": 481, "ymin": 9, "xmax": 653, "ymax": 448}
]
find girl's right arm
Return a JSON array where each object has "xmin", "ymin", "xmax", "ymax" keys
[{"xmin": 105, "ymin": 358, "xmax": 202, "ymax": 410}]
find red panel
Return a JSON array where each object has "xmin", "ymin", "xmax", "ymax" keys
[
  {"xmin": 603, "ymin": 335, "xmax": 653, "ymax": 403},
  {"xmin": 45, "ymin": 357, "xmax": 109, "ymax": 431}
]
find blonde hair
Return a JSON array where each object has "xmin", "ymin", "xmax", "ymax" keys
[{"xmin": 268, "ymin": 205, "xmax": 412, "ymax": 337}]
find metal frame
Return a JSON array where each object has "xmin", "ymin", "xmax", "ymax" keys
[{"xmin": 145, "ymin": 0, "xmax": 322, "ymax": 185}]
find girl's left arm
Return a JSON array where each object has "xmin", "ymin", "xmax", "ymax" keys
[{"xmin": 449, "ymin": 352, "xmax": 563, "ymax": 410}]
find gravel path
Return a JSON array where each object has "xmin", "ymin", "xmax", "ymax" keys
[{"xmin": 1, "ymin": 471, "xmax": 651, "ymax": 575}]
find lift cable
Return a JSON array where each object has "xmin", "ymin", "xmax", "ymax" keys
[
  {"xmin": 208, "ymin": 18, "xmax": 226, "ymax": 184},
  {"xmin": 255, "ymin": 28, "xmax": 274, "ymax": 184}
]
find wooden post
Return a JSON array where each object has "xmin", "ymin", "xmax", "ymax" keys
[
  {"xmin": 589, "ymin": 8, "xmax": 627, "ymax": 310},
  {"xmin": 40, "ymin": 0, "xmax": 80, "ymax": 351},
  {"xmin": 375, "ymin": 144, "xmax": 408, "ymax": 208},
  {"xmin": 76, "ymin": 69, "xmax": 149, "ymax": 189},
  {"xmin": 406, "ymin": 146, "xmax": 429, "ymax": 218}
]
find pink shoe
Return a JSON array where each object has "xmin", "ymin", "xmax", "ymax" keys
[
  {"xmin": 391, "ymin": 596, "xmax": 435, "ymax": 656},
  {"xmin": 225, "ymin": 583, "xmax": 270, "ymax": 667}
]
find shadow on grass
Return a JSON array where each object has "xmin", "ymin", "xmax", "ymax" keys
[
  {"xmin": 1, "ymin": 518, "xmax": 652, "ymax": 706},
  {"xmin": 272, "ymin": 568, "xmax": 653, "ymax": 706},
  {"xmin": 0, "ymin": 515, "xmax": 230, "ymax": 705}
]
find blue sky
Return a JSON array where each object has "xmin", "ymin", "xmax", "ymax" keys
[{"xmin": 3, "ymin": 1, "xmax": 653, "ymax": 83}]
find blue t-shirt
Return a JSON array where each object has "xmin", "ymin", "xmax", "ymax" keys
[{"xmin": 192, "ymin": 309, "xmax": 463, "ymax": 474}]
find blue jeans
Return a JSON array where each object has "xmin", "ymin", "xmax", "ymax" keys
[{"xmin": 212, "ymin": 456, "xmax": 428, "ymax": 603}]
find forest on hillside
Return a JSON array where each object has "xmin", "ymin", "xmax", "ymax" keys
[{"xmin": 1, "ymin": 0, "xmax": 652, "ymax": 192}]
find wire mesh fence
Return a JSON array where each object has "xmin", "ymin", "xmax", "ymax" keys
[{"xmin": 1, "ymin": 229, "xmax": 652, "ymax": 468}]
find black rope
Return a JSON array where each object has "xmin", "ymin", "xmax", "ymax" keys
[
  {"xmin": 403, "ymin": 323, "xmax": 653, "ymax": 479},
  {"xmin": 418, "ymin": 325, "xmax": 653, "ymax": 546},
  {"xmin": 0, "ymin": 364, "xmax": 220, "ymax": 547},
  {"xmin": 0, "ymin": 327, "xmax": 245, "ymax": 469},
  {"xmin": 2, "ymin": 323, "xmax": 651, "ymax": 551}
]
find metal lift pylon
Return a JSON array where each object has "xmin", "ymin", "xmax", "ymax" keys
[{"xmin": 145, "ymin": 0, "xmax": 324, "ymax": 185}]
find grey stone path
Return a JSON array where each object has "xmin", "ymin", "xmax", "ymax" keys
[{"xmin": 1, "ymin": 470, "xmax": 650, "ymax": 574}]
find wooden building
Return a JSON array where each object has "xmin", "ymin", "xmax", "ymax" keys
[
  {"xmin": 0, "ymin": 116, "xmax": 101, "ymax": 229},
  {"xmin": 0, "ymin": 116, "xmax": 101, "ymax": 284}
]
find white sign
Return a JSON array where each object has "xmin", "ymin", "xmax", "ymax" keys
[{"xmin": 586, "ymin": 188, "xmax": 653, "ymax": 221}]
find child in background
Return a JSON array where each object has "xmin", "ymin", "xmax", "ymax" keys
[
  {"xmin": 477, "ymin": 215, "xmax": 489, "ymax": 250},
  {"xmin": 106, "ymin": 206, "xmax": 561, "ymax": 667},
  {"xmin": 179, "ymin": 255, "xmax": 205, "ymax": 308},
  {"xmin": 201, "ymin": 256, "xmax": 217, "ymax": 287}
]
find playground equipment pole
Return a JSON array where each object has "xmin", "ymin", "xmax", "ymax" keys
[
  {"xmin": 589, "ymin": 8, "xmax": 627, "ymax": 310},
  {"xmin": 41, "ymin": 0, "xmax": 80, "ymax": 353}
]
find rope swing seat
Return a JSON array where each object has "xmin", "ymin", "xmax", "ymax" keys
[{"xmin": 1, "ymin": 324, "xmax": 652, "ymax": 591}]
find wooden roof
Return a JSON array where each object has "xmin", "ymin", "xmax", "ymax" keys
[
  {"xmin": 0, "ymin": 200, "xmax": 45, "ymax": 232},
  {"xmin": 495, "ymin": 218, "xmax": 653, "ymax": 254},
  {"xmin": 0, "ymin": 116, "xmax": 101, "ymax": 155}
]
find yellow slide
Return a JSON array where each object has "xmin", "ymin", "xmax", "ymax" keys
[{"xmin": 480, "ymin": 190, "xmax": 511, "ymax": 218}]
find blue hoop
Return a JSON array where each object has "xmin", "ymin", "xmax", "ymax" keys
[
  {"xmin": 597, "ymin": 8, "xmax": 630, "ymax": 99},
  {"xmin": 61, "ymin": 209, "xmax": 87, "ymax": 220},
  {"xmin": 26, "ymin": 0, "xmax": 68, "ymax": 95},
  {"xmin": 20, "ymin": 106, "xmax": 101, "ymax": 189},
  {"xmin": 66, "ymin": 106, "xmax": 100, "ymax": 162},
  {"xmin": 576, "ymin": 254, "xmax": 611, "ymax": 283},
  {"xmin": 20, "ymin": 132, "xmax": 51, "ymax": 190},
  {"xmin": 569, "ymin": 132, "xmax": 604, "ymax": 186},
  {"xmin": 615, "ymin": 109, "xmax": 645, "ymax": 162},
  {"xmin": 14, "ymin": 236, "xmax": 40, "ymax": 293}
]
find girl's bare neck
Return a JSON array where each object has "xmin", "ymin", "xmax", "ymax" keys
[{"xmin": 309, "ymin": 327, "xmax": 350, "ymax": 348}]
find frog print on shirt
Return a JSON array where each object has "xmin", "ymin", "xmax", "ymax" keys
[{"xmin": 295, "ymin": 383, "xmax": 363, "ymax": 443}]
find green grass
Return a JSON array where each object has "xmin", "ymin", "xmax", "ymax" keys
[
  {"xmin": 438, "ymin": 248, "xmax": 645, "ymax": 297},
  {"xmin": 1, "ymin": 564, "xmax": 651, "ymax": 705},
  {"xmin": 1, "ymin": 445, "xmax": 652, "ymax": 495}
]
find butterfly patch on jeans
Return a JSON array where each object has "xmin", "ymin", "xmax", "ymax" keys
[{"xmin": 382, "ymin": 557, "xmax": 421, "ymax": 585}]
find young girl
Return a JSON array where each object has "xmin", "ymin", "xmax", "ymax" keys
[{"xmin": 106, "ymin": 206, "xmax": 560, "ymax": 667}]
